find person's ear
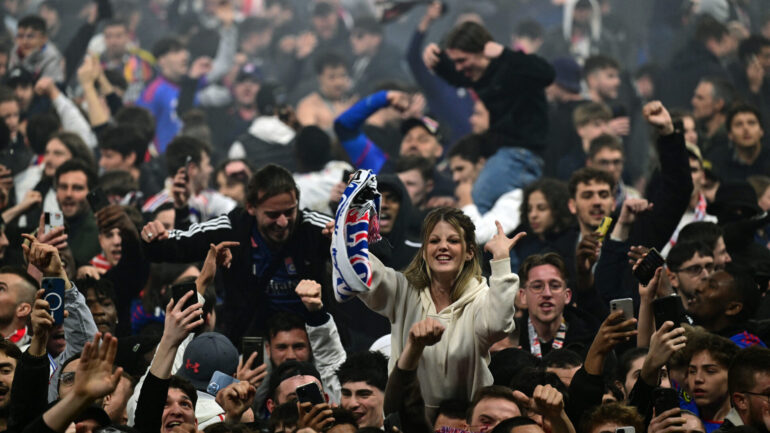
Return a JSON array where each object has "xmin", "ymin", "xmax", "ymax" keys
[
  {"xmin": 426, "ymin": 179, "xmax": 434, "ymax": 194},
  {"xmin": 246, "ymin": 203, "xmax": 257, "ymax": 216},
  {"xmin": 17, "ymin": 302, "xmax": 31, "ymax": 319},
  {"xmin": 465, "ymin": 245, "xmax": 474, "ymax": 262},
  {"xmin": 565, "ymin": 288, "xmax": 572, "ymax": 304},
  {"xmin": 668, "ymin": 269, "xmax": 680, "ymax": 288},
  {"xmin": 568, "ymin": 198, "xmax": 577, "ymax": 215},
  {"xmin": 266, "ymin": 398, "xmax": 275, "ymax": 413},
  {"xmin": 732, "ymin": 392, "xmax": 749, "ymax": 412},
  {"xmin": 518, "ymin": 288, "xmax": 528, "ymax": 307},
  {"xmin": 724, "ymin": 301, "xmax": 743, "ymax": 318},
  {"xmin": 126, "ymin": 152, "xmax": 137, "ymax": 167}
]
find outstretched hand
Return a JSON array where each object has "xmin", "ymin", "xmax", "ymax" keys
[
  {"xmin": 72, "ymin": 333, "xmax": 123, "ymax": 401},
  {"xmin": 484, "ymin": 221, "xmax": 526, "ymax": 260},
  {"xmin": 423, "ymin": 43, "xmax": 441, "ymax": 70}
]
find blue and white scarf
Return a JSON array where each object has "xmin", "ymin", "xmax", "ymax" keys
[{"xmin": 331, "ymin": 170, "xmax": 381, "ymax": 302}]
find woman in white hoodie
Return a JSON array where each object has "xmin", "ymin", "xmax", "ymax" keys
[{"xmin": 357, "ymin": 207, "xmax": 524, "ymax": 412}]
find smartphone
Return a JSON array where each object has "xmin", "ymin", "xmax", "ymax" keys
[
  {"xmin": 633, "ymin": 248, "xmax": 665, "ymax": 286},
  {"xmin": 595, "ymin": 216, "xmax": 613, "ymax": 242},
  {"xmin": 653, "ymin": 387, "xmax": 681, "ymax": 416},
  {"xmin": 615, "ymin": 428, "xmax": 635, "ymax": 433},
  {"xmin": 206, "ymin": 370, "xmax": 239, "ymax": 396},
  {"xmin": 44, "ymin": 211, "xmax": 64, "ymax": 235},
  {"xmin": 87, "ymin": 187, "xmax": 110, "ymax": 213},
  {"xmin": 653, "ymin": 295, "xmax": 684, "ymax": 330},
  {"xmin": 610, "ymin": 298, "xmax": 634, "ymax": 322},
  {"xmin": 241, "ymin": 336, "xmax": 264, "ymax": 369},
  {"xmin": 42, "ymin": 277, "xmax": 66, "ymax": 325},
  {"xmin": 171, "ymin": 282, "xmax": 202, "ymax": 331},
  {"xmin": 295, "ymin": 381, "xmax": 324, "ymax": 405}
]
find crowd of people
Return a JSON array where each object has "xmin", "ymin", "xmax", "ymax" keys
[{"xmin": 0, "ymin": 0, "xmax": 769, "ymax": 432}]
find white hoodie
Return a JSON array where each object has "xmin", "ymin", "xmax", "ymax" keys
[{"xmin": 359, "ymin": 255, "xmax": 519, "ymax": 410}]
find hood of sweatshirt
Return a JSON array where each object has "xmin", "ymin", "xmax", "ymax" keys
[
  {"xmin": 562, "ymin": 0, "xmax": 602, "ymax": 41},
  {"xmin": 247, "ymin": 115, "xmax": 296, "ymax": 145},
  {"xmin": 418, "ymin": 274, "xmax": 487, "ymax": 321}
]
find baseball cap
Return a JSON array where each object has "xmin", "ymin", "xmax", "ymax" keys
[
  {"xmin": 5, "ymin": 67, "xmax": 35, "ymax": 87},
  {"xmin": 236, "ymin": 63, "xmax": 263, "ymax": 83},
  {"xmin": 400, "ymin": 116, "xmax": 441, "ymax": 139},
  {"xmin": 177, "ymin": 332, "xmax": 239, "ymax": 391}
]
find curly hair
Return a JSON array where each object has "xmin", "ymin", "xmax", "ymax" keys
[{"xmin": 580, "ymin": 403, "xmax": 644, "ymax": 433}]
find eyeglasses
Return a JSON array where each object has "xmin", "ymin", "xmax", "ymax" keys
[
  {"xmin": 675, "ymin": 263, "xmax": 714, "ymax": 276},
  {"xmin": 740, "ymin": 391, "xmax": 770, "ymax": 403},
  {"xmin": 60, "ymin": 371, "xmax": 76, "ymax": 386},
  {"xmin": 526, "ymin": 281, "xmax": 566, "ymax": 293}
]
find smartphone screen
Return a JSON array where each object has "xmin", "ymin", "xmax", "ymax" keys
[
  {"xmin": 241, "ymin": 336, "xmax": 264, "ymax": 369},
  {"xmin": 653, "ymin": 295, "xmax": 684, "ymax": 330},
  {"xmin": 171, "ymin": 282, "xmax": 202, "ymax": 332},
  {"xmin": 295, "ymin": 381, "xmax": 324, "ymax": 405}
]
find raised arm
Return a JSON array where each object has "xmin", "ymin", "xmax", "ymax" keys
[
  {"xmin": 141, "ymin": 213, "xmax": 234, "ymax": 263},
  {"xmin": 475, "ymin": 223, "xmax": 526, "ymax": 345}
]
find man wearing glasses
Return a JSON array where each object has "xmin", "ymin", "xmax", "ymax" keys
[
  {"xmin": 516, "ymin": 253, "xmax": 599, "ymax": 358},
  {"xmin": 718, "ymin": 346, "xmax": 770, "ymax": 433},
  {"xmin": 8, "ymin": 15, "xmax": 64, "ymax": 83},
  {"xmin": 667, "ymin": 240, "xmax": 715, "ymax": 313}
]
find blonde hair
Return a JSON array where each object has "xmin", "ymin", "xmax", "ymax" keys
[{"xmin": 403, "ymin": 207, "xmax": 482, "ymax": 300}]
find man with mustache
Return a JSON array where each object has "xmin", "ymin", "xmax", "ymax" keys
[
  {"xmin": 666, "ymin": 241, "xmax": 715, "ymax": 313},
  {"xmin": 142, "ymin": 164, "xmax": 333, "ymax": 344}
]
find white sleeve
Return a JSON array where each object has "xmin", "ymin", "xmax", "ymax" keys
[
  {"xmin": 307, "ymin": 314, "xmax": 347, "ymax": 404},
  {"xmin": 463, "ymin": 189, "xmax": 523, "ymax": 245},
  {"xmin": 52, "ymin": 93, "xmax": 98, "ymax": 149}
]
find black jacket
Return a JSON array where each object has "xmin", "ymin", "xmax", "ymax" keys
[
  {"xmin": 144, "ymin": 207, "xmax": 332, "ymax": 343},
  {"xmin": 8, "ymin": 351, "xmax": 50, "ymax": 432},
  {"xmin": 433, "ymin": 47, "xmax": 554, "ymax": 156},
  {"xmin": 595, "ymin": 130, "xmax": 693, "ymax": 311}
]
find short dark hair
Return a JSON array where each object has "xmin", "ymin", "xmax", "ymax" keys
[
  {"xmin": 515, "ymin": 20, "xmax": 543, "ymax": 40},
  {"xmin": 268, "ymin": 360, "xmax": 322, "ymax": 402},
  {"xmin": 588, "ymin": 134, "xmax": 624, "ymax": 159},
  {"xmin": 314, "ymin": 51, "xmax": 348, "ymax": 76},
  {"xmin": 519, "ymin": 253, "xmax": 568, "ymax": 286},
  {"xmin": 26, "ymin": 113, "xmax": 60, "ymax": 155},
  {"xmin": 0, "ymin": 86, "xmax": 15, "ymax": 104},
  {"xmin": 246, "ymin": 163, "xmax": 300, "ymax": 208},
  {"xmin": 521, "ymin": 178, "xmax": 574, "ymax": 235},
  {"xmin": 295, "ymin": 126, "xmax": 332, "ymax": 172},
  {"xmin": 99, "ymin": 170, "xmax": 139, "ymax": 197},
  {"xmin": 169, "ymin": 375, "xmax": 198, "ymax": 408},
  {"xmin": 18, "ymin": 15, "xmax": 47, "ymax": 33},
  {"xmin": 268, "ymin": 400, "xmax": 300, "ymax": 432},
  {"xmin": 352, "ymin": 16, "xmax": 382, "ymax": 36},
  {"xmin": 395, "ymin": 155, "xmax": 434, "ymax": 183},
  {"xmin": 728, "ymin": 346, "xmax": 770, "ymax": 395},
  {"xmin": 336, "ymin": 351, "xmax": 388, "ymax": 391},
  {"xmin": 694, "ymin": 14, "xmax": 729, "ymax": 44},
  {"xmin": 568, "ymin": 167, "xmax": 616, "ymax": 198},
  {"xmin": 448, "ymin": 133, "xmax": 492, "ymax": 163},
  {"xmin": 584, "ymin": 55, "xmax": 620, "ymax": 77},
  {"xmin": 239, "ymin": 16, "xmax": 271, "ymax": 40},
  {"xmin": 667, "ymin": 241, "xmax": 713, "ymax": 272},
  {"xmin": 542, "ymin": 349, "xmax": 583, "ymax": 369},
  {"xmin": 0, "ymin": 336, "xmax": 22, "ymax": 360},
  {"xmin": 165, "ymin": 136, "xmax": 209, "ymax": 176},
  {"xmin": 581, "ymin": 403, "xmax": 644, "ymax": 433},
  {"xmin": 726, "ymin": 103, "xmax": 763, "ymax": 134},
  {"xmin": 573, "ymin": 102, "xmax": 613, "ymax": 128},
  {"xmin": 685, "ymin": 331, "xmax": 739, "ymax": 370},
  {"xmin": 489, "ymin": 348, "xmax": 540, "ymax": 387},
  {"xmin": 115, "ymin": 107, "xmax": 156, "ymax": 145},
  {"xmin": 678, "ymin": 222, "xmax": 723, "ymax": 250},
  {"xmin": 75, "ymin": 276, "xmax": 117, "ymax": 305},
  {"xmin": 491, "ymin": 416, "xmax": 539, "ymax": 433},
  {"xmin": 327, "ymin": 407, "xmax": 359, "ymax": 430},
  {"xmin": 55, "ymin": 159, "xmax": 97, "ymax": 191},
  {"xmin": 312, "ymin": 1, "xmax": 335, "ymax": 17},
  {"xmin": 437, "ymin": 399, "xmax": 470, "ymax": 422},
  {"xmin": 99, "ymin": 125, "xmax": 147, "ymax": 168},
  {"xmin": 509, "ymin": 367, "xmax": 568, "ymax": 403},
  {"xmin": 445, "ymin": 21, "xmax": 493, "ymax": 54},
  {"xmin": 723, "ymin": 263, "xmax": 761, "ymax": 322},
  {"xmin": 103, "ymin": 18, "xmax": 128, "ymax": 31},
  {"xmin": 738, "ymin": 35, "xmax": 770, "ymax": 66},
  {"xmin": 468, "ymin": 386, "xmax": 519, "ymax": 423},
  {"xmin": 616, "ymin": 347, "xmax": 648, "ymax": 383},
  {"xmin": 152, "ymin": 36, "xmax": 185, "ymax": 59},
  {"xmin": 0, "ymin": 266, "xmax": 40, "ymax": 303},
  {"xmin": 266, "ymin": 311, "xmax": 306, "ymax": 342}
]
